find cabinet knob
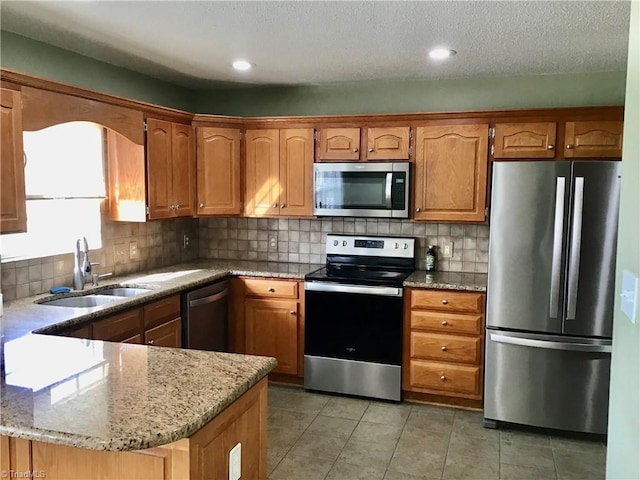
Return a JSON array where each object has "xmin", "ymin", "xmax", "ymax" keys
[
  {"xmin": 273, "ymin": 204, "xmax": 278, "ymax": 208},
  {"xmin": 147, "ymin": 339, "xmax": 155, "ymax": 345},
  {"xmin": 199, "ymin": 203, "xmax": 204, "ymax": 208},
  {"xmin": 352, "ymin": 148, "xmax": 359, "ymax": 153},
  {"xmin": 441, "ymin": 320, "xmax": 448, "ymax": 326},
  {"xmin": 440, "ymin": 375, "xmax": 447, "ymax": 381},
  {"xmin": 547, "ymin": 145, "xmax": 555, "ymax": 150},
  {"xmin": 368, "ymin": 147, "xmax": 374, "ymax": 152},
  {"xmin": 415, "ymin": 208, "xmax": 421, "ymax": 212},
  {"xmin": 442, "ymin": 299, "xmax": 448, "ymax": 305},
  {"xmin": 289, "ymin": 310, "xmax": 295, "ymax": 315},
  {"xmin": 176, "ymin": 204, "xmax": 180, "ymax": 208},
  {"xmin": 441, "ymin": 346, "xmax": 447, "ymax": 351},
  {"xmin": 280, "ymin": 204, "xmax": 286, "ymax": 208},
  {"xmin": 566, "ymin": 144, "xmax": 574, "ymax": 149},
  {"xmin": 268, "ymin": 287, "xmax": 275, "ymax": 292}
]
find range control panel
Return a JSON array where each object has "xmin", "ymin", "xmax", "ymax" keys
[{"xmin": 326, "ymin": 234, "xmax": 415, "ymax": 259}]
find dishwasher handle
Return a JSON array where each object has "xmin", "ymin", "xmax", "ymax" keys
[{"xmin": 189, "ymin": 289, "xmax": 228, "ymax": 308}]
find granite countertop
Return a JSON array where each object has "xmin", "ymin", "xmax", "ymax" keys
[
  {"xmin": 404, "ymin": 270, "xmax": 487, "ymax": 292},
  {"xmin": 0, "ymin": 334, "xmax": 276, "ymax": 451}
]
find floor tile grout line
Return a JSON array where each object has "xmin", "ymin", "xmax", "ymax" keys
[{"xmin": 381, "ymin": 404, "xmax": 411, "ymax": 479}]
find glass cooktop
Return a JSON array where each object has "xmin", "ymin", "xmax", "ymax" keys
[{"xmin": 305, "ymin": 266, "xmax": 412, "ymax": 287}]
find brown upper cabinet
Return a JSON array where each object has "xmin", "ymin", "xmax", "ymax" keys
[
  {"xmin": 493, "ymin": 122, "xmax": 557, "ymax": 159},
  {"xmin": 196, "ymin": 127, "xmax": 242, "ymax": 216},
  {"xmin": 564, "ymin": 121, "xmax": 623, "ymax": 158},
  {"xmin": 0, "ymin": 88, "xmax": 27, "ymax": 233},
  {"xmin": 414, "ymin": 124, "xmax": 489, "ymax": 222},
  {"xmin": 244, "ymin": 129, "xmax": 314, "ymax": 217},
  {"xmin": 317, "ymin": 127, "xmax": 411, "ymax": 161},
  {"xmin": 146, "ymin": 119, "xmax": 195, "ymax": 219}
]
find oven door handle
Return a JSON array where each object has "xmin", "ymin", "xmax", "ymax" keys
[
  {"xmin": 385, "ymin": 172, "xmax": 393, "ymax": 209},
  {"xmin": 304, "ymin": 281, "xmax": 403, "ymax": 297}
]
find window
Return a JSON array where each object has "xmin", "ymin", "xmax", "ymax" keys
[{"xmin": 1, "ymin": 122, "xmax": 105, "ymax": 261}]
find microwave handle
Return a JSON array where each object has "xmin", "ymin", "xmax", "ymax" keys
[{"xmin": 385, "ymin": 172, "xmax": 393, "ymax": 209}]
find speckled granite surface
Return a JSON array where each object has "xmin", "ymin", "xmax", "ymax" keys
[
  {"xmin": 0, "ymin": 334, "xmax": 276, "ymax": 451},
  {"xmin": 404, "ymin": 270, "xmax": 487, "ymax": 292}
]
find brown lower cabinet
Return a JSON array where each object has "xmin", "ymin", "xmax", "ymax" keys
[
  {"xmin": 0, "ymin": 377, "xmax": 268, "ymax": 480},
  {"xmin": 55, "ymin": 295, "xmax": 182, "ymax": 348},
  {"xmin": 403, "ymin": 288, "xmax": 486, "ymax": 406}
]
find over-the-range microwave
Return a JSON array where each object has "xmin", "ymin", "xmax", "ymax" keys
[{"xmin": 313, "ymin": 162, "xmax": 410, "ymax": 218}]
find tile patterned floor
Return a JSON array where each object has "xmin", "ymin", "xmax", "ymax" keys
[{"xmin": 267, "ymin": 384, "xmax": 607, "ymax": 480}]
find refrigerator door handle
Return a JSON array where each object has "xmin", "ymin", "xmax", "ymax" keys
[
  {"xmin": 549, "ymin": 176, "xmax": 566, "ymax": 318},
  {"xmin": 567, "ymin": 176, "xmax": 584, "ymax": 320},
  {"xmin": 489, "ymin": 333, "xmax": 612, "ymax": 353}
]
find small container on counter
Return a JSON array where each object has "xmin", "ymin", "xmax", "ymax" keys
[{"xmin": 425, "ymin": 245, "xmax": 437, "ymax": 272}]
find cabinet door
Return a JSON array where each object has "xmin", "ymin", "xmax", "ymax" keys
[
  {"xmin": 196, "ymin": 127, "xmax": 242, "ymax": 215},
  {"xmin": 171, "ymin": 123, "xmax": 195, "ymax": 217},
  {"xmin": 146, "ymin": 118, "xmax": 174, "ymax": 219},
  {"xmin": 0, "ymin": 88, "xmax": 27, "ymax": 233},
  {"xmin": 145, "ymin": 318, "xmax": 182, "ymax": 348},
  {"xmin": 245, "ymin": 130, "xmax": 280, "ymax": 217},
  {"xmin": 93, "ymin": 308, "xmax": 142, "ymax": 342},
  {"xmin": 493, "ymin": 122, "xmax": 557, "ymax": 159},
  {"xmin": 317, "ymin": 128, "xmax": 361, "ymax": 161},
  {"xmin": 279, "ymin": 129, "xmax": 314, "ymax": 217},
  {"xmin": 245, "ymin": 298, "xmax": 298, "ymax": 375},
  {"xmin": 414, "ymin": 124, "xmax": 489, "ymax": 222},
  {"xmin": 564, "ymin": 121, "xmax": 623, "ymax": 158},
  {"xmin": 366, "ymin": 127, "xmax": 410, "ymax": 160}
]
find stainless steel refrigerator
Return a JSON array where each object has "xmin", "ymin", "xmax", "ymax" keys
[{"xmin": 483, "ymin": 161, "xmax": 621, "ymax": 435}]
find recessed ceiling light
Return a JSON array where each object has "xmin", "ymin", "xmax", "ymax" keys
[
  {"xmin": 232, "ymin": 60, "xmax": 253, "ymax": 71},
  {"xmin": 428, "ymin": 48, "xmax": 457, "ymax": 60}
]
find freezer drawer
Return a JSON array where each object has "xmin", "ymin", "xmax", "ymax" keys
[{"xmin": 484, "ymin": 330, "xmax": 611, "ymax": 434}]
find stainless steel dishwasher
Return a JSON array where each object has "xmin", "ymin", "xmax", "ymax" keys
[{"xmin": 182, "ymin": 280, "xmax": 228, "ymax": 351}]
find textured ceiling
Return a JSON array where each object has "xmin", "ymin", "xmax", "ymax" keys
[{"xmin": 0, "ymin": 1, "xmax": 631, "ymax": 89}]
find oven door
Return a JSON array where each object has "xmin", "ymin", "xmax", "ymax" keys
[{"xmin": 304, "ymin": 281, "xmax": 403, "ymax": 400}]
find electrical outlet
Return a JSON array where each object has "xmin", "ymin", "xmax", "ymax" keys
[
  {"xmin": 183, "ymin": 234, "xmax": 190, "ymax": 249},
  {"xmin": 269, "ymin": 235, "xmax": 278, "ymax": 250},
  {"xmin": 442, "ymin": 242, "xmax": 453, "ymax": 258},
  {"xmin": 129, "ymin": 241, "xmax": 139, "ymax": 260},
  {"xmin": 113, "ymin": 243, "xmax": 127, "ymax": 265},
  {"xmin": 229, "ymin": 442, "xmax": 241, "ymax": 480}
]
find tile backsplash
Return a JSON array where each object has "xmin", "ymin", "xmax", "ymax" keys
[{"xmin": 199, "ymin": 217, "xmax": 489, "ymax": 273}]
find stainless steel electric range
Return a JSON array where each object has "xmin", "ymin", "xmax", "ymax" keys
[{"xmin": 304, "ymin": 234, "xmax": 415, "ymax": 401}]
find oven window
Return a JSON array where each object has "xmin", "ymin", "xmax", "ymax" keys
[{"xmin": 315, "ymin": 172, "xmax": 388, "ymax": 209}]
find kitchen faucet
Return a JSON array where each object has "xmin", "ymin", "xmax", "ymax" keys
[{"xmin": 72, "ymin": 237, "xmax": 93, "ymax": 290}]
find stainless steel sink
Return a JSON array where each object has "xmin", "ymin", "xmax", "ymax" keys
[
  {"xmin": 40, "ymin": 294, "xmax": 122, "ymax": 308},
  {"xmin": 99, "ymin": 287, "xmax": 152, "ymax": 297}
]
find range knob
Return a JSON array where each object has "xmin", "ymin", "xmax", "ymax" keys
[
  {"xmin": 394, "ymin": 242, "xmax": 399, "ymax": 249},
  {"xmin": 333, "ymin": 240, "xmax": 339, "ymax": 246},
  {"xmin": 403, "ymin": 243, "xmax": 409, "ymax": 250},
  {"xmin": 342, "ymin": 241, "xmax": 347, "ymax": 246}
]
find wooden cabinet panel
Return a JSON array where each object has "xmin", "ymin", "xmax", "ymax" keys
[
  {"xmin": 171, "ymin": 123, "xmax": 195, "ymax": 217},
  {"xmin": 62, "ymin": 324, "xmax": 93, "ymax": 339},
  {"xmin": 146, "ymin": 118, "xmax": 173, "ymax": 220},
  {"xmin": 0, "ymin": 88, "xmax": 27, "ymax": 233},
  {"xmin": 317, "ymin": 128, "xmax": 361, "ymax": 161},
  {"xmin": 196, "ymin": 127, "xmax": 241, "ymax": 215},
  {"xmin": 414, "ymin": 124, "xmax": 489, "ymax": 222},
  {"xmin": 122, "ymin": 334, "xmax": 142, "ymax": 344},
  {"xmin": 410, "ymin": 332, "xmax": 481, "ymax": 364},
  {"xmin": 410, "ymin": 290, "xmax": 484, "ymax": 313},
  {"xmin": 366, "ymin": 127, "xmax": 410, "ymax": 160},
  {"xmin": 93, "ymin": 309, "xmax": 143, "ymax": 342},
  {"xmin": 493, "ymin": 122, "xmax": 557, "ymax": 159},
  {"xmin": 143, "ymin": 295, "xmax": 181, "ymax": 329},
  {"xmin": 564, "ymin": 121, "xmax": 623, "ymax": 158},
  {"xmin": 107, "ymin": 130, "xmax": 146, "ymax": 222},
  {"xmin": 409, "ymin": 360, "xmax": 481, "ymax": 396},
  {"xmin": 245, "ymin": 298, "xmax": 298, "ymax": 375},
  {"xmin": 244, "ymin": 129, "xmax": 280, "ymax": 217},
  {"xmin": 279, "ymin": 129, "xmax": 314, "ymax": 216},
  {"xmin": 145, "ymin": 318, "xmax": 181, "ymax": 348},
  {"xmin": 243, "ymin": 278, "xmax": 298, "ymax": 299},
  {"xmin": 410, "ymin": 311, "xmax": 483, "ymax": 335}
]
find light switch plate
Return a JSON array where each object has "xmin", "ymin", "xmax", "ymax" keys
[
  {"xmin": 229, "ymin": 442, "xmax": 241, "ymax": 480},
  {"xmin": 621, "ymin": 270, "xmax": 638, "ymax": 324},
  {"xmin": 129, "ymin": 241, "xmax": 139, "ymax": 260},
  {"xmin": 442, "ymin": 242, "xmax": 453, "ymax": 258}
]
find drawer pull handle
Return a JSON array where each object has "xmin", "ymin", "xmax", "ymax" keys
[
  {"xmin": 147, "ymin": 340, "xmax": 155, "ymax": 345},
  {"xmin": 289, "ymin": 310, "xmax": 295, "ymax": 315},
  {"xmin": 441, "ymin": 320, "xmax": 448, "ymax": 326},
  {"xmin": 440, "ymin": 375, "xmax": 447, "ymax": 381},
  {"xmin": 442, "ymin": 299, "xmax": 448, "ymax": 305},
  {"xmin": 268, "ymin": 287, "xmax": 276, "ymax": 292},
  {"xmin": 441, "ymin": 346, "xmax": 447, "ymax": 351}
]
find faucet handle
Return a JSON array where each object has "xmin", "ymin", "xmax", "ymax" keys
[{"xmin": 92, "ymin": 272, "xmax": 113, "ymax": 287}]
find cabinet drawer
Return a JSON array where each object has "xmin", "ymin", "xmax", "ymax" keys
[
  {"xmin": 93, "ymin": 309, "xmax": 142, "ymax": 342},
  {"xmin": 409, "ymin": 360, "xmax": 481, "ymax": 396},
  {"xmin": 243, "ymin": 279, "xmax": 298, "ymax": 299},
  {"xmin": 410, "ymin": 311, "xmax": 483, "ymax": 335},
  {"xmin": 143, "ymin": 295, "xmax": 180, "ymax": 329},
  {"xmin": 145, "ymin": 318, "xmax": 182, "ymax": 348},
  {"xmin": 410, "ymin": 290, "xmax": 484, "ymax": 313},
  {"xmin": 410, "ymin": 332, "xmax": 481, "ymax": 365}
]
